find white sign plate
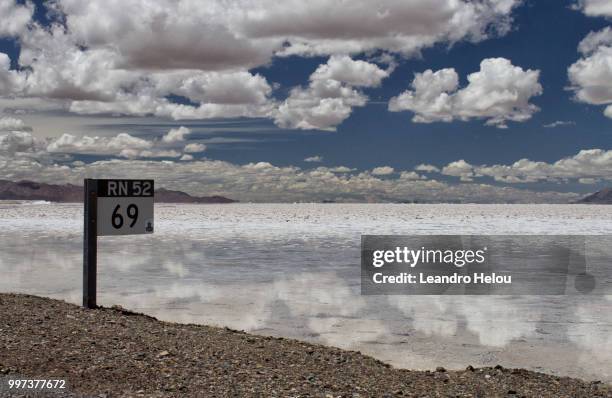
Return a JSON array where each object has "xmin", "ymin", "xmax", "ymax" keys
[{"xmin": 96, "ymin": 179, "xmax": 154, "ymax": 236}]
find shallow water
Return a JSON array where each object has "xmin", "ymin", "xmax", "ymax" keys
[{"xmin": 1, "ymin": 202, "xmax": 611, "ymax": 382}]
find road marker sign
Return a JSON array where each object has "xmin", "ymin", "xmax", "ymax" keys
[
  {"xmin": 97, "ymin": 179, "xmax": 154, "ymax": 236},
  {"xmin": 83, "ymin": 179, "xmax": 154, "ymax": 308}
]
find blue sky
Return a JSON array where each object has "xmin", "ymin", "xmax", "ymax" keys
[{"xmin": 0, "ymin": 0, "xmax": 611, "ymax": 202}]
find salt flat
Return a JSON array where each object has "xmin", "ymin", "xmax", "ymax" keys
[
  {"xmin": 2, "ymin": 202, "xmax": 611, "ymax": 237},
  {"xmin": 1, "ymin": 202, "xmax": 611, "ymax": 382}
]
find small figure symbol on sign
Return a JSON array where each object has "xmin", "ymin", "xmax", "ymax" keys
[{"xmin": 146, "ymin": 221, "xmax": 153, "ymax": 232}]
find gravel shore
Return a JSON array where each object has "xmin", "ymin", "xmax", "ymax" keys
[{"xmin": 0, "ymin": 293, "xmax": 609, "ymax": 397}]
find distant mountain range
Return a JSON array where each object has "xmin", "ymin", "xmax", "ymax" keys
[
  {"xmin": 1, "ymin": 179, "xmax": 609, "ymax": 204},
  {"xmin": 0, "ymin": 180, "xmax": 235, "ymax": 203},
  {"xmin": 577, "ymin": 187, "xmax": 612, "ymax": 204}
]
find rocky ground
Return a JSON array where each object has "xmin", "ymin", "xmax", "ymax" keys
[{"xmin": 0, "ymin": 293, "xmax": 609, "ymax": 397}]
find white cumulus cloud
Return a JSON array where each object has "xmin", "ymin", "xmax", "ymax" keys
[
  {"xmin": 389, "ymin": 58, "xmax": 542, "ymax": 128},
  {"xmin": 574, "ymin": 0, "xmax": 612, "ymax": 17},
  {"xmin": 543, "ymin": 120, "xmax": 575, "ymax": 128},
  {"xmin": 439, "ymin": 149, "xmax": 612, "ymax": 183},
  {"xmin": 46, "ymin": 133, "xmax": 153, "ymax": 158},
  {"xmin": 0, "ymin": 0, "xmax": 33, "ymax": 37},
  {"xmin": 275, "ymin": 56, "xmax": 389, "ymax": 131},
  {"xmin": 371, "ymin": 166, "xmax": 395, "ymax": 176},
  {"xmin": 415, "ymin": 164, "xmax": 440, "ymax": 173},
  {"xmin": 304, "ymin": 156, "xmax": 323, "ymax": 163},
  {"xmin": 0, "ymin": 116, "xmax": 26, "ymax": 131},
  {"xmin": 162, "ymin": 126, "xmax": 191, "ymax": 143},
  {"xmin": 442, "ymin": 160, "xmax": 475, "ymax": 182},
  {"xmin": 569, "ymin": 27, "xmax": 612, "ymax": 118},
  {"xmin": 243, "ymin": 0, "xmax": 521, "ymax": 57},
  {"xmin": 136, "ymin": 149, "xmax": 181, "ymax": 158},
  {"xmin": 0, "ymin": 130, "xmax": 46, "ymax": 155},
  {"xmin": 183, "ymin": 143, "xmax": 207, "ymax": 153}
]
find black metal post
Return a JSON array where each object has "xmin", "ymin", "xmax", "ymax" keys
[{"xmin": 83, "ymin": 179, "xmax": 98, "ymax": 308}]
